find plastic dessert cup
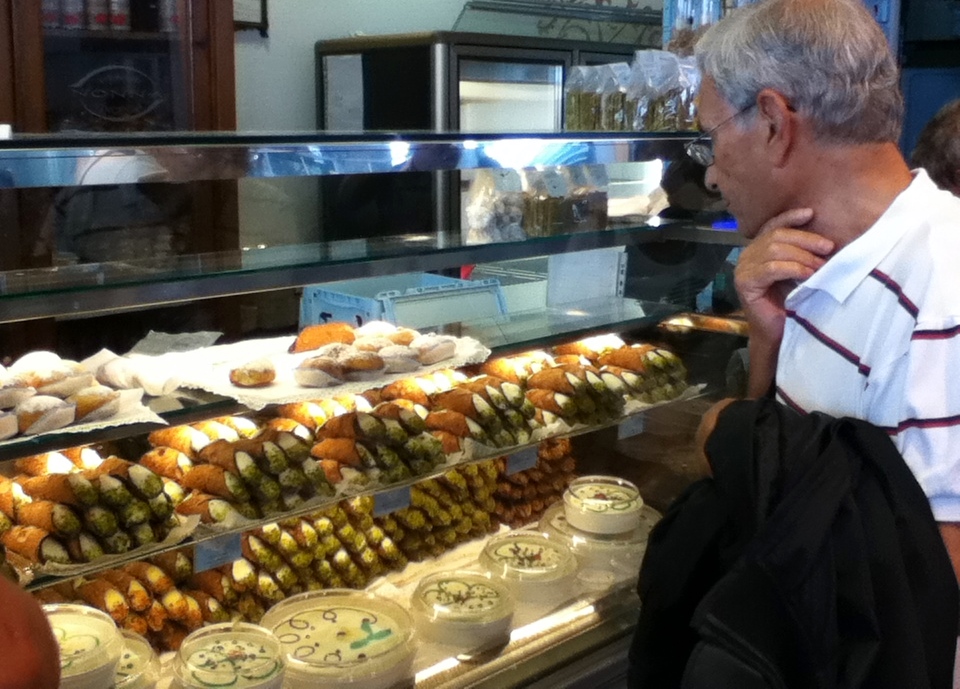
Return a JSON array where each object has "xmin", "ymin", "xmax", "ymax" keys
[
  {"xmin": 114, "ymin": 630, "xmax": 160, "ymax": 689},
  {"xmin": 540, "ymin": 501, "xmax": 653, "ymax": 587},
  {"xmin": 411, "ymin": 570, "xmax": 514, "ymax": 650},
  {"xmin": 43, "ymin": 603, "xmax": 123, "ymax": 689},
  {"xmin": 172, "ymin": 622, "xmax": 285, "ymax": 689},
  {"xmin": 260, "ymin": 589, "xmax": 416, "ymax": 689},
  {"xmin": 479, "ymin": 531, "xmax": 577, "ymax": 605},
  {"xmin": 562, "ymin": 475, "xmax": 644, "ymax": 535}
]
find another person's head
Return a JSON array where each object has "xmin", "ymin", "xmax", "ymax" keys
[
  {"xmin": 911, "ymin": 100, "xmax": 960, "ymax": 196},
  {"xmin": 692, "ymin": 0, "xmax": 902, "ymax": 237}
]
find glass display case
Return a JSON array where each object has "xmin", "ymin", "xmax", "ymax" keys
[{"xmin": 0, "ymin": 129, "xmax": 745, "ymax": 687}]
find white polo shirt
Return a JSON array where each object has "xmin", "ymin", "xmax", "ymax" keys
[{"xmin": 776, "ymin": 169, "xmax": 960, "ymax": 522}]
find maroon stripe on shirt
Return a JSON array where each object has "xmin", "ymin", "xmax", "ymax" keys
[
  {"xmin": 888, "ymin": 414, "xmax": 960, "ymax": 434},
  {"xmin": 775, "ymin": 386, "xmax": 807, "ymax": 415},
  {"xmin": 786, "ymin": 310, "xmax": 872, "ymax": 376},
  {"xmin": 913, "ymin": 324, "xmax": 960, "ymax": 340},
  {"xmin": 869, "ymin": 269, "xmax": 919, "ymax": 319}
]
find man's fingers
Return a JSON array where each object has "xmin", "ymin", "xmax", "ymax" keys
[{"xmin": 757, "ymin": 207, "xmax": 814, "ymax": 236}]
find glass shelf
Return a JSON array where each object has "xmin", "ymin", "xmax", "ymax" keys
[{"xmin": 0, "ymin": 224, "xmax": 740, "ymax": 324}]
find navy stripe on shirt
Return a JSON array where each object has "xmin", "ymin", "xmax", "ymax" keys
[
  {"xmin": 913, "ymin": 324, "xmax": 960, "ymax": 340},
  {"xmin": 776, "ymin": 386, "xmax": 807, "ymax": 415},
  {"xmin": 869, "ymin": 269, "xmax": 919, "ymax": 319}
]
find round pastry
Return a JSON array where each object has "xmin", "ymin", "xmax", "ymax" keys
[
  {"xmin": 313, "ymin": 342, "xmax": 358, "ymax": 360},
  {"xmin": 385, "ymin": 327, "xmax": 420, "ymax": 346},
  {"xmin": 229, "ymin": 357, "xmax": 276, "ymax": 388},
  {"xmin": 0, "ymin": 378, "xmax": 36, "ymax": 410},
  {"xmin": 378, "ymin": 345, "xmax": 421, "ymax": 374},
  {"xmin": 340, "ymin": 352, "xmax": 385, "ymax": 382},
  {"xmin": 8, "ymin": 350, "xmax": 63, "ymax": 376},
  {"xmin": 114, "ymin": 630, "xmax": 160, "ymax": 689},
  {"xmin": 15, "ymin": 395, "xmax": 76, "ymax": 435},
  {"xmin": 261, "ymin": 589, "xmax": 415, "ymax": 689},
  {"xmin": 479, "ymin": 531, "xmax": 577, "ymax": 605},
  {"xmin": 67, "ymin": 385, "xmax": 121, "ymax": 422},
  {"xmin": 353, "ymin": 320, "xmax": 398, "ymax": 338},
  {"xmin": 44, "ymin": 603, "xmax": 123, "ymax": 689},
  {"xmin": 289, "ymin": 322, "xmax": 356, "ymax": 354},
  {"xmin": 293, "ymin": 356, "xmax": 345, "ymax": 388},
  {"xmin": 0, "ymin": 411, "xmax": 17, "ymax": 440},
  {"xmin": 411, "ymin": 570, "xmax": 514, "ymax": 650},
  {"xmin": 562, "ymin": 475, "xmax": 643, "ymax": 535},
  {"xmin": 353, "ymin": 336, "xmax": 394, "ymax": 353},
  {"xmin": 96, "ymin": 357, "xmax": 138, "ymax": 390},
  {"xmin": 173, "ymin": 622, "xmax": 285, "ymax": 689},
  {"xmin": 413, "ymin": 337, "xmax": 457, "ymax": 366}
]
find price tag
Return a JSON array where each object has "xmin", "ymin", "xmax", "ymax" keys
[
  {"xmin": 506, "ymin": 447, "xmax": 539, "ymax": 475},
  {"xmin": 374, "ymin": 486, "xmax": 411, "ymax": 517},
  {"xmin": 617, "ymin": 415, "xmax": 646, "ymax": 440},
  {"xmin": 194, "ymin": 532, "xmax": 242, "ymax": 573}
]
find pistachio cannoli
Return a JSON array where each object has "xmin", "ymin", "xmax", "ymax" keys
[
  {"xmin": 175, "ymin": 492, "xmax": 248, "ymax": 525},
  {"xmin": 140, "ymin": 447, "xmax": 194, "ymax": 481},
  {"xmin": 1, "ymin": 524, "xmax": 71, "ymax": 564},
  {"xmin": 180, "ymin": 464, "xmax": 250, "ymax": 502},
  {"xmin": 17, "ymin": 500, "xmax": 82, "ymax": 538},
  {"xmin": 65, "ymin": 531, "xmax": 104, "ymax": 562},
  {"xmin": 18, "ymin": 473, "xmax": 98, "ymax": 508},
  {"xmin": 84, "ymin": 456, "xmax": 163, "ymax": 499}
]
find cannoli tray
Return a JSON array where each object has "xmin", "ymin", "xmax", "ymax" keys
[
  {"xmin": 8, "ymin": 514, "xmax": 200, "ymax": 586},
  {"xmin": 166, "ymin": 334, "xmax": 492, "ymax": 411}
]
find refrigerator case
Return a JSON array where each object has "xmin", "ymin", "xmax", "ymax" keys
[{"xmin": 315, "ymin": 32, "xmax": 637, "ymax": 243}]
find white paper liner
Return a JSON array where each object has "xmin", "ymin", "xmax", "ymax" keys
[
  {"xmin": 173, "ymin": 334, "xmax": 492, "ymax": 411},
  {"xmin": 10, "ymin": 514, "xmax": 200, "ymax": 586}
]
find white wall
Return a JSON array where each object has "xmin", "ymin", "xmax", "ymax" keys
[{"xmin": 235, "ymin": 0, "xmax": 467, "ymax": 132}]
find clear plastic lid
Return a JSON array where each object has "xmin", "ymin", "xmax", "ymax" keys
[
  {"xmin": 173, "ymin": 621, "xmax": 285, "ymax": 689},
  {"xmin": 259, "ymin": 589, "xmax": 415, "ymax": 682},
  {"xmin": 114, "ymin": 630, "xmax": 160, "ymax": 689},
  {"xmin": 479, "ymin": 531, "xmax": 576, "ymax": 583},
  {"xmin": 43, "ymin": 603, "xmax": 123, "ymax": 680},
  {"xmin": 412, "ymin": 570, "xmax": 514, "ymax": 625},
  {"xmin": 563, "ymin": 475, "xmax": 644, "ymax": 534},
  {"xmin": 541, "ymin": 501, "xmax": 650, "ymax": 549}
]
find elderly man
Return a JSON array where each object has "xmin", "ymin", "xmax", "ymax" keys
[
  {"xmin": 629, "ymin": 0, "xmax": 960, "ymax": 685},
  {"xmin": 695, "ymin": 0, "xmax": 960, "ymax": 578}
]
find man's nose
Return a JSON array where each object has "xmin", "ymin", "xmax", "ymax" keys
[{"xmin": 704, "ymin": 164, "xmax": 720, "ymax": 192}]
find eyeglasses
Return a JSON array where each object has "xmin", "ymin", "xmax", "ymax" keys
[{"xmin": 685, "ymin": 103, "xmax": 757, "ymax": 167}]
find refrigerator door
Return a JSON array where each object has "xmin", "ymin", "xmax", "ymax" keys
[{"xmin": 458, "ymin": 57, "xmax": 565, "ymax": 132}]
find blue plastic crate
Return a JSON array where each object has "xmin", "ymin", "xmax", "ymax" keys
[{"xmin": 300, "ymin": 272, "xmax": 508, "ymax": 329}]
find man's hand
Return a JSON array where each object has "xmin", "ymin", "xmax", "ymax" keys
[
  {"xmin": 735, "ymin": 209, "xmax": 834, "ymax": 396},
  {"xmin": 735, "ymin": 208, "xmax": 833, "ymax": 342},
  {"xmin": 0, "ymin": 576, "xmax": 60, "ymax": 689}
]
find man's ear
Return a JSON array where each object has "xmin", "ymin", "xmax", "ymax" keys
[{"xmin": 756, "ymin": 88, "xmax": 796, "ymax": 168}]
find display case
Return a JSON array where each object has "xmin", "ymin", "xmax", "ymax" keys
[{"xmin": 0, "ymin": 130, "xmax": 745, "ymax": 687}]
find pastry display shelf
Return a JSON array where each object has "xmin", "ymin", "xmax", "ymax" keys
[
  {"xmin": 21, "ymin": 389, "xmax": 703, "ymax": 592},
  {"xmin": 0, "ymin": 224, "xmax": 740, "ymax": 325},
  {"xmin": 0, "ymin": 294, "xmax": 685, "ymax": 462}
]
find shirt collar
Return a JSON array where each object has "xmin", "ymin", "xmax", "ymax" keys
[{"xmin": 788, "ymin": 169, "xmax": 932, "ymax": 304}]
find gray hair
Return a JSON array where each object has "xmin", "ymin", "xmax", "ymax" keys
[
  {"xmin": 695, "ymin": 0, "xmax": 903, "ymax": 144},
  {"xmin": 911, "ymin": 100, "xmax": 960, "ymax": 193}
]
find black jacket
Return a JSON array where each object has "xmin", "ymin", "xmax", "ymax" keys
[{"xmin": 628, "ymin": 399, "xmax": 958, "ymax": 689}]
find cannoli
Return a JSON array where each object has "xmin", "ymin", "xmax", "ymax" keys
[
  {"xmin": 372, "ymin": 402, "xmax": 427, "ymax": 434},
  {"xmin": 99, "ymin": 569, "xmax": 152, "ymax": 612},
  {"xmin": 184, "ymin": 589, "xmax": 230, "ymax": 624},
  {"xmin": 262, "ymin": 416, "xmax": 313, "ymax": 441},
  {"xmin": 317, "ymin": 459, "xmax": 343, "ymax": 484},
  {"xmin": 276, "ymin": 402, "xmax": 327, "ymax": 431},
  {"xmin": 189, "ymin": 570, "xmax": 236, "ymax": 604},
  {"xmin": 192, "ymin": 420, "xmax": 240, "ymax": 443},
  {"xmin": 175, "ymin": 492, "xmax": 247, "ymax": 525},
  {"xmin": 1, "ymin": 525, "xmax": 70, "ymax": 564},
  {"xmin": 153, "ymin": 621, "xmax": 190, "ymax": 653},
  {"xmin": 121, "ymin": 613, "xmax": 149, "ymax": 637},
  {"xmin": 310, "ymin": 438, "xmax": 367, "ymax": 467},
  {"xmin": 95, "ymin": 474, "xmax": 135, "ymax": 509},
  {"xmin": 116, "ymin": 498, "xmax": 152, "ymax": 528},
  {"xmin": 432, "ymin": 388, "xmax": 499, "ymax": 423},
  {"xmin": 424, "ymin": 410, "xmax": 488, "ymax": 442},
  {"xmin": 140, "ymin": 447, "xmax": 193, "ymax": 481},
  {"xmin": 151, "ymin": 550, "xmax": 193, "ymax": 584},
  {"xmin": 196, "ymin": 441, "xmax": 262, "ymax": 483},
  {"xmin": 242, "ymin": 534, "xmax": 284, "ymax": 571},
  {"xmin": 597, "ymin": 344, "xmax": 657, "ymax": 372},
  {"xmin": 147, "ymin": 425, "xmax": 210, "ymax": 459},
  {"xmin": 144, "ymin": 599, "xmax": 168, "ymax": 633},
  {"xmin": 18, "ymin": 473, "xmax": 98, "ymax": 507},
  {"xmin": 77, "ymin": 579, "xmax": 129, "ymax": 623},
  {"xmin": 212, "ymin": 415, "xmax": 260, "ymax": 439},
  {"xmin": 123, "ymin": 561, "xmax": 175, "ymax": 595},
  {"xmin": 180, "ymin": 464, "xmax": 250, "ymax": 501},
  {"xmin": 14, "ymin": 452, "xmax": 76, "ymax": 476},
  {"xmin": 379, "ymin": 378, "xmax": 433, "ymax": 407},
  {"xmin": 60, "ymin": 445, "xmax": 103, "ymax": 470},
  {"xmin": 64, "ymin": 531, "xmax": 104, "ymax": 562},
  {"xmin": 526, "ymin": 389, "xmax": 577, "ymax": 417},
  {"xmin": 224, "ymin": 558, "xmax": 257, "ymax": 593},
  {"xmin": 100, "ymin": 530, "xmax": 132, "ymax": 555},
  {"xmin": 17, "ymin": 500, "xmax": 82, "ymax": 538},
  {"xmin": 83, "ymin": 456, "xmax": 163, "ymax": 499},
  {"xmin": 129, "ymin": 522, "xmax": 158, "ymax": 547}
]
